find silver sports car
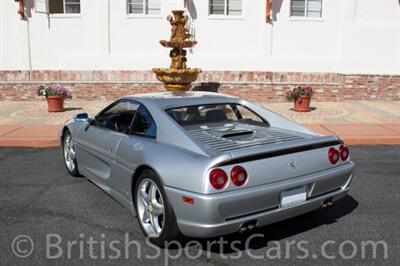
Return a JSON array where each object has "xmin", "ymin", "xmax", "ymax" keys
[{"xmin": 60, "ymin": 92, "xmax": 354, "ymax": 246}]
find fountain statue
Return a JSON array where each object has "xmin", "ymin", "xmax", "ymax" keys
[{"xmin": 153, "ymin": 10, "xmax": 202, "ymax": 92}]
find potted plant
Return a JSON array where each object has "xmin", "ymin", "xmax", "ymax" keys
[
  {"xmin": 286, "ymin": 86, "xmax": 313, "ymax": 112},
  {"xmin": 37, "ymin": 85, "xmax": 72, "ymax": 112}
]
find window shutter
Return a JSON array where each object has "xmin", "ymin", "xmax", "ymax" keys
[{"xmin": 35, "ymin": 0, "xmax": 49, "ymax": 14}]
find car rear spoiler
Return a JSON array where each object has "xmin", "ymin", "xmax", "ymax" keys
[{"xmin": 214, "ymin": 135, "xmax": 342, "ymax": 167}]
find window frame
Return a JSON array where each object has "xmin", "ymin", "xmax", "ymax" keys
[
  {"xmin": 126, "ymin": 0, "xmax": 162, "ymax": 18},
  {"xmin": 208, "ymin": 0, "xmax": 243, "ymax": 19},
  {"xmin": 46, "ymin": 0, "xmax": 82, "ymax": 17},
  {"xmin": 129, "ymin": 105, "xmax": 157, "ymax": 139},
  {"xmin": 290, "ymin": 0, "xmax": 323, "ymax": 20},
  {"xmin": 93, "ymin": 99, "xmax": 140, "ymax": 134},
  {"xmin": 64, "ymin": 0, "xmax": 81, "ymax": 14},
  {"xmin": 94, "ymin": 99, "xmax": 157, "ymax": 138},
  {"xmin": 164, "ymin": 102, "xmax": 269, "ymax": 128}
]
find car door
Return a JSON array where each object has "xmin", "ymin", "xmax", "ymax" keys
[
  {"xmin": 75, "ymin": 100, "xmax": 139, "ymax": 185},
  {"xmin": 112, "ymin": 104, "xmax": 158, "ymax": 200}
]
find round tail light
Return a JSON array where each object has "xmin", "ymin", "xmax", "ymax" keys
[
  {"xmin": 209, "ymin": 169, "xmax": 228, "ymax": 190},
  {"xmin": 328, "ymin": 147, "xmax": 340, "ymax": 164},
  {"xmin": 339, "ymin": 144, "xmax": 349, "ymax": 161},
  {"xmin": 231, "ymin": 166, "xmax": 248, "ymax": 186}
]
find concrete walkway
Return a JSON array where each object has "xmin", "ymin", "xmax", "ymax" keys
[{"xmin": 0, "ymin": 100, "xmax": 399, "ymax": 147}]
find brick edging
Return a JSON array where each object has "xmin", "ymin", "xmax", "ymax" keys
[{"xmin": 1, "ymin": 70, "xmax": 399, "ymax": 101}]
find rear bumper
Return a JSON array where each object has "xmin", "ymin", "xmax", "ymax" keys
[{"xmin": 164, "ymin": 161, "xmax": 354, "ymax": 238}]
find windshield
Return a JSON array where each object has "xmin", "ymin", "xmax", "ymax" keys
[{"xmin": 166, "ymin": 103, "xmax": 269, "ymax": 129}]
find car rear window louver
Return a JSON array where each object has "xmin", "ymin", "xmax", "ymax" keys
[{"xmin": 187, "ymin": 124, "xmax": 306, "ymax": 152}]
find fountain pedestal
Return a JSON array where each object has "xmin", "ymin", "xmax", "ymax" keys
[{"xmin": 152, "ymin": 10, "xmax": 201, "ymax": 92}]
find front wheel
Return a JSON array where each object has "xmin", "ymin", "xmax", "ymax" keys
[
  {"xmin": 134, "ymin": 169, "xmax": 182, "ymax": 247},
  {"xmin": 63, "ymin": 130, "xmax": 81, "ymax": 177}
]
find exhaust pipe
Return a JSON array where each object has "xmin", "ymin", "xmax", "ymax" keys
[
  {"xmin": 321, "ymin": 197, "xmax": 334, "ymax": 209},
  {"xmin": 239, "ymin": 220, "xmax": 257, "ymax": 234}
]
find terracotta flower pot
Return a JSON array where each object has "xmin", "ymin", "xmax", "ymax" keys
[
  {"xmin": 46, "ymin": 95, "xmax": 64, "ymax": 112},
  {"xmin": 294, "ymin": 96, "xmax": 311, "ymax": 112}
]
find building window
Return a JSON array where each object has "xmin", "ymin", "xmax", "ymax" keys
[
  {"xmin": 127, "ymin": 0, "xmax": 161, "ymax": 15},
  {"xmin": 209, "ymin": 0, "xmax": 242, "ymax": 16},
  {"xmin": 291, "ymin": 0, "xmax": 322, "ymax": 18},
  {"xmin": 49, "ymin": 0, "xmax": 81, "ymax": 14}
]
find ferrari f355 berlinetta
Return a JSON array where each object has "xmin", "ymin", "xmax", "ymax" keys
[{"xmin": 60, "ymin": 92, "xmax": 354, "ymax": 246}]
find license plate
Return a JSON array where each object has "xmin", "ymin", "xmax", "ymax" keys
[{"xmin": 280, "ymin": 186, "xmax": 307, "ymax": 208}]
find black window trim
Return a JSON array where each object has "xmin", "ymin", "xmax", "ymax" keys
[
  {"xmin": 93, "ymin": 99, "xmax": 157, "ymax": 138},
  {"xmin": 128, "ymin": 104, "xmax": 157, "ymax": 139}
]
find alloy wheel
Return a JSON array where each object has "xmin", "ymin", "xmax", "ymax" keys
[
  {"xmin": 64, "ymin": 134, "xmax": 76, "ymax": 172},
  {"xmin": 136, "ymin": 178, "xmax": 165, "ymax": 237}
]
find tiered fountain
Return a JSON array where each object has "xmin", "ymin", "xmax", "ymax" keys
[{"xmin": 153, "ymin": 10, "xmax": 202, "ymax": 92}]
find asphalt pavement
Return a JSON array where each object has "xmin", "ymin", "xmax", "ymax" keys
[{"xmin": 0, "ymin": 146, "xmax": 399, "ymax": 265}]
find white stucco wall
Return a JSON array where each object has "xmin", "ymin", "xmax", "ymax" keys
[{"xmin": 0, "ymin": 0, "xmax": 399, "ymax": 74}]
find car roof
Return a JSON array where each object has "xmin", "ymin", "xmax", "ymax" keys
[{"xmin": 123, "ymin": 91, "xmax": 239, "ymax": 109}]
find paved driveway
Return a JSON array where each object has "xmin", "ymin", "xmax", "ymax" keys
[{"xmin": 0, "ymin": 146, "xmax": 399, "ymax": 265}]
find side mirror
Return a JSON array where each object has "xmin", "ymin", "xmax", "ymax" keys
[
  {"xmin": 87, "ymin": 117, "xmax": 96, "ymax": 125},
  {"xmin": 74, "ymin": 113, "xmax": 89, "ymax": 122}
]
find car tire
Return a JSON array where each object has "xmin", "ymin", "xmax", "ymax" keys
[
  {"xmin": 134, "ymin": 169, "xmax": 182, "ymax": 247},
  {"xmin": 62, "ymin": 130, "xmax": 81, "ymax": 177}
]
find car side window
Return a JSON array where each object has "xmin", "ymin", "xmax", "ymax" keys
[
  {"xmin": 95, "ymin": 100, "xmax": 139, "ymax": 134},
  {"xmin": 130, "ymin": 105, "xmax": 157, "ymax": 138}
]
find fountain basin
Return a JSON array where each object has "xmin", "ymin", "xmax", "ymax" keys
[
  {"xmin": 153, "ymin": 68, "xmax": 202, "ymax": 92},
  {"xmin": 160, "ymin": 40, "xmax": 197, "ymax": 48}
]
